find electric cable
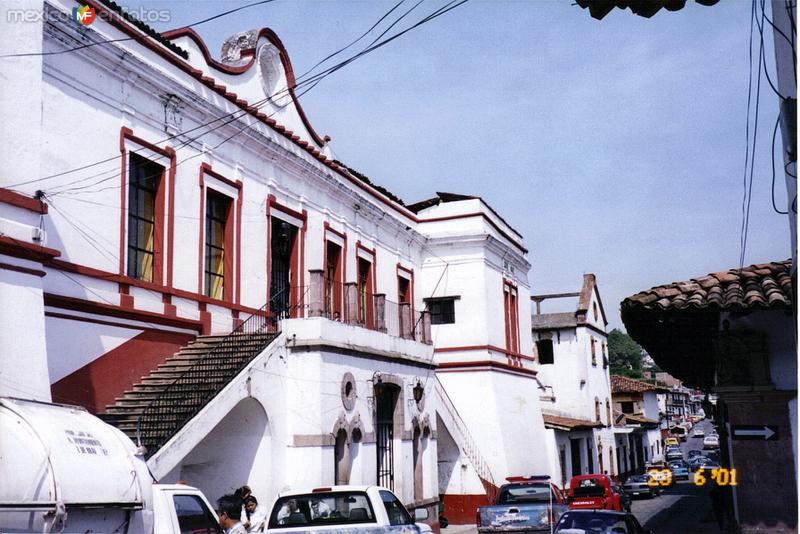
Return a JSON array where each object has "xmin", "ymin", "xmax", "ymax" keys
[
  {"xmin": 770, "ymin": 112, "xmax": 789, "ymax": 214},
  {"xmin": 0, "ymin": 0, "xmax": 277, "ymax": 59},
  {"xmin": 8, "ymin": 0, "xmax": 471, "ymax": 195}
]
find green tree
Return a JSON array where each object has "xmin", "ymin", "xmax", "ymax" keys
[{"xmin": 608, "ymin": 328, "xmax": 644, "ymax": 378}]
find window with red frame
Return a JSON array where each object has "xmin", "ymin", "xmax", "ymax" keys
[
  {"xmin": 325, "ymin": 241, "xmax": 343, "ymax": 318},
  {"xmin": 503, "ymin": 281, "xmax": 520, "ymax": 353},
  {"xmin": 204, "ymin": 190, "xmax": 232, "ymax": 300},
  {"xmin": 357, "ymin": 257, "xmax": 373, "ymax": 327},
  {"xmin": 127, "ymin": 153, "xmax": 164, "ymax": 283}
]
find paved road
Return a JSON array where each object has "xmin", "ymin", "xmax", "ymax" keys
[
  {"xmin": 442, "ymin": 420, "xmax": 724, "ymax": 533},
  {"xmin": 632, "ymin": 419, "xmax": 723, "ymax": 533}
]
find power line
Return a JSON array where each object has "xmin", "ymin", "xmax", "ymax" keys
[
  {"xmin": 0, "ymin": 0, "xmax": 277, "ymax": 59},
  {"xmin": 9, "ymin": 0, "xmax": 470, "ymax": 195},
  {"xmin": 739, "ymin": 0, "xmax": 758, "ymax": 272},
  {"xmin": 770, "ymin": 112, "xmax": 789, "ymax": 215},
  {"xmin": 741, "ymin": 0, "xmax": 765, "ymax": 272}
]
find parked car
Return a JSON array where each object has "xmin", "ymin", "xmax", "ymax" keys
[
  {"xmin": 476, "ymin": 476, "xmax": 568, "ymax": 532},
  {"xmin": 664, "ymin": 437, "xmax": 679, "ymax": 447},
  {"xmin": 688, "ymin": 456, "xmax": 715, "ymax": 471},
  {"xmin": 646, "ymin": 464, "xmax": 673, "ymax": 487},
  {"xmin": 265, "ymin": 485, "xmax": 432, "ymax": 532},
  {"xmin": 622, "ymin": 474, "xmax": 660, "ymax": 499},
  {"xmin": 566, "ymin": 475, "xmax": 627, "ymax": 512},
  {"xmin": 665, "ymin": 450, "xmax": 683, "ymax": 462},
  {"xmin": 553, "ymin": 510, "xmax": 654, "ymax": 534},
  {"xmin": 668, "ymin": 461, "xmax": 690, "ymax": 481},
  {"xmin": 670, "ymin": 426, "xmax": 688, "ymax": 441},
  {"xmin": 703, "ymin": 435, "xmax": 720, "ymax": 449}
]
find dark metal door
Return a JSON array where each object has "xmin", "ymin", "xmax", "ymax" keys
[
  {"xmin": 375, "ymin": 385, "xmax": 396, "ymax": 490},
  {"xmin": 270, "ymin": 219, "xmax": 296, "ymax": 316},
  {"xmin": 570, "ymin": 438, "xmax": 582, "ymax": 477}
]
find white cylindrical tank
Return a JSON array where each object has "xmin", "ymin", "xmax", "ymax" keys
[{"xmin": 0, "ymin": 397, "xmax": 154, "ymax": 533}]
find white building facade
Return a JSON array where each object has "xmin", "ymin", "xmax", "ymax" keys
[
  {"xmin": 531, "ymin": 274, "xmax": 617, "ymax": 487},
  {"xmin": 0, "ymin": 1, "xmax": 552, "ymax": 528}
]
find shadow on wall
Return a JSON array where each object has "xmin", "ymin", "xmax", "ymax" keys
[{"xmin": 171, "ymin": 397, "xmax": 270, "ymax": 504}]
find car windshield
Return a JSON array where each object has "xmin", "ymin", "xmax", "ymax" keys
[
  {"xmin": 555, "ymin": 512, "xmax": 631, "ymax": 533},
  {"xmin": 267, "ymin": 492, "xmax": 376, "ymax": 529},
  {"xmin": 498, "ymin": 484, "xmax": 552, "ymax": 503},
  {"xmin": 626, "ymin": 475, "xmax": 648, "ymax": 484}
]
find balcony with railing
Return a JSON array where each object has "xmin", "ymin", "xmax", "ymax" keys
[{"xmin": 303, "ymin": 270, "xmax": 433, "ymax": 346}]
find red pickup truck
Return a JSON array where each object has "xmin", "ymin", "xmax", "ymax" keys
[{"xmin": 566, "ymin": 474, "xmax": 628, "ymax": 512}]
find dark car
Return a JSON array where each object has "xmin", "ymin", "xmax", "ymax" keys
[
  {"xmin": 554, "ymin": 509, "xmax": 654, "ymax": 534},
  {"xmin": 622, "ymin": 474, "xmax": 659, "ymax": 499},
  {"xmin": 668, "ymin": 461, "xmax": 690, "ymax": 481},
  {"xmin": 688, "ymin": 456, "xmax": 716, "ymax": 471},
  {"xmin": 688, "ymin": 450, "xmax": 703, "ymax": 458}
]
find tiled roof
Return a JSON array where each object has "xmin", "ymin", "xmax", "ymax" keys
[
  {"xmin": 622, "ymin": 413, "xmax": 659, "ymax": 425},
  {"xmin": 97, "ymin": 0, "xmax": 188, "ymax": 58},
  {"xmin": 531, "ymin": 312, "xmax": 578, "ymax": 330},
  {"xmin": 542, "ymin": 413, "xmax": 603, "ymax": 431},
  {"xmin": 621, "ymin": 260, "xmax": 793, "ymax": 313},
  {"xmin": 611, "ymin": 375, "xmax": 656, "ymax": 393},
  {"xmin": 332, "ymin": 161, "xmax": 406, "ymax": 206}
]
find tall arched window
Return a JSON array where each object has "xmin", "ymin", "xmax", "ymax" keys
[
  {"xmin": 606, "ymin": 399, "xmax": 611, "ymax": 427},
  {"xmin": 595, "ymin": 397, "xmax": 601, "ymax": 422}
]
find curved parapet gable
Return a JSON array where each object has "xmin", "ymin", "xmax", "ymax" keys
[{"xmin": 163, "ymin": 26, "xmax": 328, "ymax": 149}]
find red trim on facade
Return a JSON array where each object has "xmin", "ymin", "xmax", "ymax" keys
[
  {"xmin": 0, "ymin": 262, "xmax": 46, "ymax": 277},
  {"xmin": 0, "ymin": 235, "xmax": 60, "ymax": 262},
  {"xmin": 268, "ymin": 195, "xmax": 308, "ymax": 223},
  {"xmin": 198, "ymin": 164, "xmax": 243, "ymax": 303},
  {"xmin": 355, "ymin": 241, "xmax": 376, "ymax": 328},
  {"xmin": 502, "ymin": 278, "xmax": 520, "ymax": 357},
  {"xmin": 440, "ymin": 494, "xmax": 490, "ymax": 526},
  {"xmin": 396, "ymin": 263, "xmax": 415, "ymax": 321},
  {"xmin": 160, "ymin": 26, "xmax": 327, "ymax": 147},
  {"xmin": 418, "ymin": 212, "xmax": 528, "ymax": 254},
  {"xmin": 45, "ymin": 259, "xmax": 263, "ymax": 316},
  {"xmin": 51, "ymin": 329, "xmax": 196, "ymax": 413},
  {"xmin": 44, "ymin": 292, "xmax": 203, "ymax": 331},
  {"xmin": 118, "ymin": 127, "xmax": 176, "ymax": 287},
  {"xmin": 80, "ymin": 1, "xmax": 422, "ymax": 225},
  {"xmin": 323, "ymin": 222, "xmax": 347, "ymax": 317},
  {"xmin": 433, "ymin": 344, "xmax": 535, "ymax": 362},
  {"xmin": 0, "ymin": 187, "xmax": 48, "ymax": 214},
  {"xmin": 436, "ymin": 360, "xmax": 538, "ymax": 377},
  {"xmin": 119, "ymin": 282, "xmax": 134, "ymax": 309},
  {"xmin": 266, "ymin": 196, "xmax": 306, "ymax": 316}
]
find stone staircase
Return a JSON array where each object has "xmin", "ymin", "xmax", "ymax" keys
[{"xmin": 99, "ymin": 330, "xmax": 277, "ymax": 457}]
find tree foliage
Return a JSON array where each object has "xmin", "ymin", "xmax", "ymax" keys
[{"xmin": 608, "ymin": 328, "xmax": 645, "ymax": 378}]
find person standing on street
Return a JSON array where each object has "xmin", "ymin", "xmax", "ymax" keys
[{"xmin": 218, "ymin": 494, "xmax": 247, "ymax": 534}]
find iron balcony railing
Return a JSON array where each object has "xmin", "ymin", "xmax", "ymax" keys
[
  {"xmin": 306, "ymin": 277, "xmax": 433, "ymax": 344},
  {"xmin": 135, "ymin": 287, "xmax": 299, "ymax": 458}
]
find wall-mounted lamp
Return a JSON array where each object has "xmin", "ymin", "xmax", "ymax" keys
[{"xmin": 413, "ymin": 380, "xmax": 424, "ymax": 404}]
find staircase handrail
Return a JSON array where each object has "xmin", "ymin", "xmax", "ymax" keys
[
  {"xmin": 434, "ymin": 376, "xmax": 497, "ymax": 496},
  {"xmin": 135, "ymin": 286, "xmax": 298, "ymax": 455}
]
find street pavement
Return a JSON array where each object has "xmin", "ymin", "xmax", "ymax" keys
[{"xmin": 441, "ymin": 419, "xmax": 723, "ymax": 533}]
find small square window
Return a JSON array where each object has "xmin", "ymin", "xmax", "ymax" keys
[{"xmin": 427, "ymin": 297, "xmax": 456, "ymax": 324}]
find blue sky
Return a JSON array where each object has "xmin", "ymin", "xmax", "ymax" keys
[{"xmin": 129, "ymin": 0, "xmax": 791, "ymax": 329}]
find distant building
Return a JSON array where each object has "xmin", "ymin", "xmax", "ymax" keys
[
  {"xmin": 610, "ymin": 375, "xmax": 664, "ymax": 476},
  {"xmin": 531, "ymin": 274, "xmax": 616, "ymax": 486}
]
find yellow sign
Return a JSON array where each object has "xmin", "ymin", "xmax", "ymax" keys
[{"xmin": 693, "ymin": 468, "xmax": 738, "ymax": 486}]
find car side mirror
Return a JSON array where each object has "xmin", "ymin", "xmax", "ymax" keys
[{"xmin": 414, "ymin": 508, "xmax": 429, "ymax": 522}]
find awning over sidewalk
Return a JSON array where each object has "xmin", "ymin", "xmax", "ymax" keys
[{"xmin": 542, "ymin": 413, "xmax": 604, "ymax": 432}]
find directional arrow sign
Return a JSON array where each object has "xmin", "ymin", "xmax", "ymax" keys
[{"xmin": 731, "ymin": 425, "xmax": 779, "ymax": 441}]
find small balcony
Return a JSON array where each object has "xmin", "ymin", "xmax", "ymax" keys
[{"xmin": 304, "ymin": 270, "xmax": 432, "ymax": 345}]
